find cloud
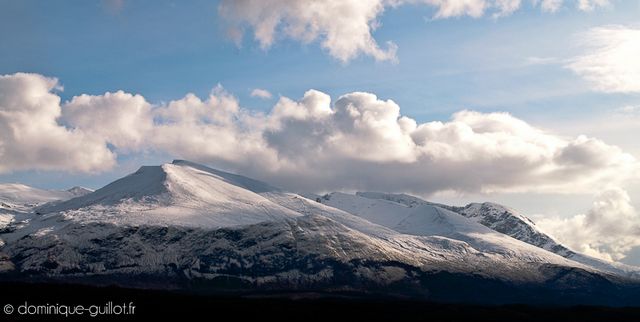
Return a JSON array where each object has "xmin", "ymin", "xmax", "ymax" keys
[
  {"xmin": 0, "ymin": 73, "xmax": 115, "ymax": 173},
  {"xmin": 218, "ymin": 0, "xmax": 397, "ymax": 63},
  {"xmin": 577, "ymin": 0, "xmax": 610, "ymax": 11},
  {"xmin": 157, "ymin": 90, "xmax": 638, "ymax": 194},
  {"xmin": 219, "ymin": 0, "xmax": 613, "ymax": 62},
  {"xmin": 150, "ymin": 87, "xmax": 271, "ymax": 166},
  {"xmin": 536, "ymin": 0, "xmax": 563, "ymax": 12},
  {"xmin": 250, "ymin": 88, "xmax": 273, "ymax": 99},
  {"xmin": 525, "ymin": 56, "xmax": 561, "ymax": 66},
  {"xmin": 568, "ymin": 25, "xmax": 640, "ymax": 93},
  {"xmin": 539, "ymin": 188, "xmax": 640, "ymax": 261},
  {"xmin": 616, "ymin": 105, "xmax": 640, "ymax": 116},
  {"xmin": 62, "ymin": 91, "xmax": 153, "ymax": 150},
  {"xmin": 1, "ymin": 72, "xmax": 637, "ymax": 196}
]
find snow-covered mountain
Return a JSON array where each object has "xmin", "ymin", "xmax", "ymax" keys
[
  {"xmin": 0, "ymin": 183, "xmax": 90, "ymax": 207},
  {"xmin": 65, "ymin": 186, "xmax": 93, "ymax": 197},
  {"xmin": 1, "ymin": 161, "xmax": 640, "ymax": 305},
  {"xmin": 342, "ymin": 192, "xmax": 572, "ymax": 254},
  {"xmin": 37, "ymin": 160, "xmax": 301, "ymax": 228},
  {"xmin": 0, "ymin": 183, "xmax": 92, "ymax": 235},
  {"xmin": 332, "ymin": 192, "xmax": 640, "ymax": 279},
  {"xmin": 313, "ymin": 192, "xmax": 585, "ymax": 269}
]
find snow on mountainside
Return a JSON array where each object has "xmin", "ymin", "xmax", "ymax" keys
[
  {"xmin": 313, "ymin": 192, "xmax": 592, "ymax": 271},
  {"xmin": 9, "ymin": 214, "xmax": 634, "ymax": 305},
  {"xmin": 2, "ymin": 160, "xmax": 640, "ymax": 304},
  {"xmin": 456, "ymin": 202, "xmax": 568, "ymax": 254},
  {"xmin": 353, "ymin": 192, "xmax": 568, "ymax": 255},
  {"xmin": 0, "ymin": 183, "xmax": 88, "ymax": 206},
  {"xmin": 352, "ymin": 192, "xmax": 563, "ymax": 253},
  {"xmin": 66, "ymin": 186, "xmax": 94, "ymax": 197},
  {"xmin": 0, "ymin": 183, "xmax": 92, "ymax": 235},
  {"xmin": 456, "ymin": 201, "xmax": 640, "ymax": 278},
  {"xmin": 350, "ymin": 192, "xmax": 640, "ymax": 278},
  {"xmin": 38, "ymin": 160, "xmax": 301, "ymax": 228}
]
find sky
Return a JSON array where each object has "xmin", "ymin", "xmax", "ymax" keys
[{"xmin": 1, "ymin": 0, "xmax": 640, "ymax": 264}]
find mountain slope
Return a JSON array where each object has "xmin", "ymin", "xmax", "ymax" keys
[
  {"xmin": 2, "ymin": 161, "xmax": 640, "ymax": 305},
  {"xmin": 352, "ymin": 192, "xmax": 640, "ymax": 278},
  {"xmin": 455, "ymin": 201, "xmax": 640, "ymax": 278},
  {"xmin": 0, "ymin": 183, "xmax": 92, "ymax": 236},
  {"xmin": 313, "ymin": 192, "xmax": 594, "ymax": 269},
  {"xmin": 351, "ymin": 192, "xmax": 567, "ymax": 254},
  {"xmin": 39, "ymin": 160, "xmax": 301, "ymax": 228},
  {"xmin": 455, "ymin": 202, "xmax": 568, "ymax": 254},
  {"xmin": 8, "ymin": 214, "xmax": 637, "ymax": 305},
  {"xmin": 0, "ymin": 183, "xmax": 87, "ymax": 207},
  {"xmin": 5, "ymin": 162, "xmax": 588, "ymax": 274}
]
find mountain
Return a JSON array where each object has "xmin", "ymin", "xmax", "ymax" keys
[
  {"xmin": 0, "ymin": 183, "xmax": 87, "ymax": 207},
  {"xmin": 343, "ymin": 192, "xmax": 640, "ymax": 279},
  {"xmin": 312, "ymin": 192, "xmax": 587, "ymax": 269},
  {"xmin": 1, "ymin": 160, "xmax": 640, "ymax": 305},
  {"xmin": 65, "ymin": 186, "xmax": 93, "ymax": 197},
  {"xmin": 38, "ymin": 160, "xmax": 301, "ymax": 228},
  {"xmin": 343, "ymin": 192, "xmax": 570, "ymax": 253},
  {"xmin": 0, "ymin": 183, "xmax": 92, "ymax": 235}
]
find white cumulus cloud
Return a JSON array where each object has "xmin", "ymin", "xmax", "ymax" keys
[
  {"xmin": 1, "ymin": 72, "xmax": 637, "ymax": 197},
  {"xmin": 219, "ymin": 0, "xmax": 613, "ymax": 62},
  {"xmin": 539, "ymin": 187, "xmax": 640, "ymax": 262},
  {"xmin": 150, "ymin": 87, "xmax": 271, "ymax": 167},
  {"xmin": 101, "ymin": 86, "xmax": 640, "ymax": 195},
  {"xmin": 0, "ymin": 73, "xmax": 116, "ymax": 174},
  {"xmin": 63, "ymin": 91, "xmax": 153, "ymax": 150},
  {"xmin": 219, "ymin": 0, "xmax": 397, "ymax": 63},
  {"xmin": 568, "ymin": 25, "xmax": 640, "ymax": 93}
]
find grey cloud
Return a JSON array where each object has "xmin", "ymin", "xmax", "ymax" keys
[{"xmin": 540, "ymin": 187, "xmax": 640, "ymax": 261}]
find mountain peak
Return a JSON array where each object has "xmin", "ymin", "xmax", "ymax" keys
[
  {"xmin": 167, "ymin": 160, "xmax": 279, "ymax": 194},
  {"xmin": 461, "ymin": 202, "xmax": 538, "ymax": 228},
  {"xmin": 37, "ymin": 160, "xmax": 296, "ymax": 228},
  {"xmin": 456, "ymin": 202, "xmax": 569, "ymax": 255},
  {"xmin": 0, "ymin": 183, "xmax": 79, "ymax": 205},
  {"xmin": 66, "ymin": 186, "xmax": 93, "ymax": 197},
  {"xmin": 41, "ymin": 165, "xmax": 170, "ymax": 214},
  {"xmin": 355, "ymin": 191, "xmax": 442, "ymax": 208}
]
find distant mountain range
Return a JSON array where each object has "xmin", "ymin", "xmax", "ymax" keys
[{"xmin": 1, "ymin": 160, "xmax": 639, "ymax": 305}]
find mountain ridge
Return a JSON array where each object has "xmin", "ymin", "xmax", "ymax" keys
[
  {"xmin": 347, "ymin": 191, "xmax": 640, "ymax": 278},
  {"xmin": 1, "ymin": 160, "xmax": 639, "ymax": 305}
]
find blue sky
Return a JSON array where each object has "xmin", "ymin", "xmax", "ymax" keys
[
  {"xmin": 1, "ymin": 0, "xmax": 638, "ymax": 121},
  {"xmin": 1, "ymin": 0, "xmax": 638, "ymax": 183},
  {"xmin": 1, "ymin": 0, "xmax": 637, "ymax": 184},
  {"xmin": 1, "ymin": 0, "xmax": 640, "ymax": 262}
]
